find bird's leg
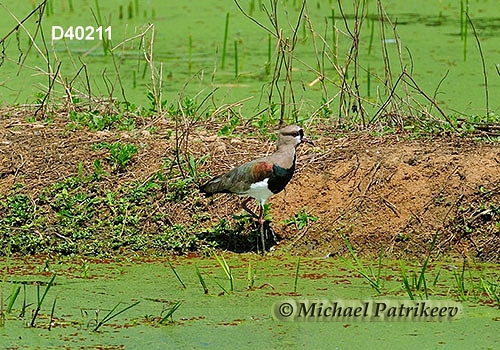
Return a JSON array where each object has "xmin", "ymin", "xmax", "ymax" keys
[
  {"xmin": 258, "ymin": 205, "xmax": 266, "ymax": 254},
  {"xmin": 242, "ymin": 198, "xmax": 267, "ymax": 254},
  {"xmin": 258, "ymin": 205, "xmax": 264, "ymax": 225},
  {"xmin": 241, "ymin": 197, "xmax": 259, "ymax": 220},
  {"xmin": 263, "ymin": 221, "xmax": 277, "ymax": 242}
]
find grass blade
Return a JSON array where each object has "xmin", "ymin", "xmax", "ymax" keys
[
  {"xmin": 341, "ymin": 234, "xmax": 382, "ymax": 293},
  {"xmin": 204, "ymin": 271, "xmax": 229, "ymax": 295},
  {"xmin": 294, "ymin": 257, "xmax": 301, "ymax": 293},
  {"xmin": 167, "ymin": 261, "xmax": 186, "ymax": 289},
  {"xmin": 400, "ymin": 261, "xmax": 414, "ymax": 300},
  {"xmin": 48, "ymin": 296, "xmax": 57, "ymax": 331},
  {"xmin": 433, "ymin": 269, "xmax": 441, "ymax": 287},
  {"xmin": 31, "ymin": 274, "xmax": 56, "ymax": 327},
  {"xmin": 221, "ymin": 12, "xmax": 229, "ymax": 69},
  {"xmin": 195, "ymin": 265, "xmax": 208, "ymax": 294},
  {"xmin": 7, "ymin": 285, "xmax": 21, "ymax": 313},
  {"xmin": 247, "ymin": 260, "xmax": 256, "ymax": 289},
  {"xmin": 213, "ymin": 251, "xmax": 233, "ymax": 292},
  {"xmin": 93, "ymin": 301, "xmax": 140, "ymax": 332},
  {"xmin": 159, "ymin": 300, "xmax": 182, "ymax": 324}
]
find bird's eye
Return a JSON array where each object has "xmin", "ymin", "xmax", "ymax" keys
[{"xmin": 289, "ymin": 132, "xmax": 299, "ymax": 137}]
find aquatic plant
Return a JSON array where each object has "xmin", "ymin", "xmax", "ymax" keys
[
  {"xmin": 168, "ymin": 261, "xmax": 186, "ymax": 289},
  {"xmin": 195, "ymin": 265, "xmax": 208, "ymax": 294},
  {"xmin": 293, "ymin": 257, "xmax": 301, "ymax": 293},
  {"xmin": 159, "ymin": 300, "xmax": 182, "ymax": 324},
  {"xmin": 31, "ymin": 274, "xmax": 56, "ymax": 327},
  {"xmin": 341, "ymin": 235, "xmax": 383, "ymax": 294},
  {"xmin": 213, "ymin": 251, "xmax": 234, "ymax": 292},
  {"xmin": 221, "ymin": 12, "xmax": 230, "ymax": 69},
  {"xmin": 93, "ymin": 301, "xmax": 140, "ymax": 332}
]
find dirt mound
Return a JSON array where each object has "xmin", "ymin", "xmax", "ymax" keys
[
  {"xmin": 1, "ymin": 114, "xmax": 499, "ymax": 261},
  {"xmin": 198, "ymin": 127, "xmax": 499, "ymax": 261}
]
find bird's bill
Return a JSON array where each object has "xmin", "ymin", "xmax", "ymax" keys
[{"xmin": 301, "ymin": 136, "xmax": 314, "ymax": 146}]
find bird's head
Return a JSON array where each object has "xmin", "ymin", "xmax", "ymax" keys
[{"xmin": 277, "ymin": 125, "xmax": 314, "ymax": 148}]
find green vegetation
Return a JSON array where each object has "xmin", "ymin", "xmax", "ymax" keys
[
  {"xmin": 0, "ymin": 164, "xmax": 212, "ymax": 256},
  {"xmin": 0, "ymin": 254, "xmax": 499, "ymax": 344},
  {"xmin": 93, "ymin": 301, "xmax": 141, "ymax": 332},
  {"xmin": 31, "ymin": 274, "xmax": 56, "ymax": 327},
  {"xmin": 0, "ymin": 0, "xmax": 498, "ymax": 258},
  {"xmin": 341, "ymin": 235, "xmax": 383, "ymax": 294},
  {"xmin": 0, "ymin": 1, "xmax": 498, "ymax": 347},
  {"xmin": 282, "ymin": 207, "xmax": 318, "ymax": 230}
]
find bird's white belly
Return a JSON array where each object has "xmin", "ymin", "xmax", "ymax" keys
[{"xmin": 243, "ymin": 178, "xmax": 274, "ymax": 206}]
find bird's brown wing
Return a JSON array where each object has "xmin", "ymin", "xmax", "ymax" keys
[{"xmin": 200, "ymin": 160, "xmax": 273, "ymax": 195}]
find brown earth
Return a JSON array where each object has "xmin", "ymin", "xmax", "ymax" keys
[{"xmin": 1, "ymin": 111, "xmax": 499, "ymax": 261}]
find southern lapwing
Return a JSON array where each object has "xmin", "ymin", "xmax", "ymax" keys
[{"xmin": 200, "ymin": 125, "xmax": 313, "ymax": 252}]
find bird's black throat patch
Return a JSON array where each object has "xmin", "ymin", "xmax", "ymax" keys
[{"xmin": 268, "ymin": 155, "xmax": 296, "ymax": 194}]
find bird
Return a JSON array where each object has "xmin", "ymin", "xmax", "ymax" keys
[{"xmin": 200, "ymin": 125, "xmax": 313, "ymax": 252}]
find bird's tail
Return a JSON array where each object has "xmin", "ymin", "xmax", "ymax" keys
[{"xmin": 199, "ymin": 176, "xmax": 221, "ymax": 195}]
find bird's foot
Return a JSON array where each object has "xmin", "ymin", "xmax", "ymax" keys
[{"xmin": 263, "ymin": 221, "xmax": 278, "ymax": 242}]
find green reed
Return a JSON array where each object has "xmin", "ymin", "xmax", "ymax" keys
[
  {"xmin": 93, "ymin": 301, "xmax": 140, "ymax": 332},
  {"xmin": 234, "ymin": 40, "xmax": 239, "ymax": 77},
  {"xmin": 188, "ymin": 34, "xmax": 193, "ymax": 73},
  {"xmin": 221, "ymin": 12, "xmax": 230, "ymax": 69},
  {"xmin": 195, "ymin": 265, "xmax": 208, "ymax": 294},
  {"xmin": 168, "ymin": 261, "xmax": 186, "ymax": 289},
  {"xmin": 31, "ymin": 274, "xmax": 56, "ymax": 327},
  {"xmin": 159, "ymin": 300, "xmax": 183, "ymax": 324},
  {"xmin": 293, "ymin": 257, "xmax": 301, "ymax": 293},
  {"xmin": 213, "ymin": 251, "xmax": 234, "ymax": 292}
]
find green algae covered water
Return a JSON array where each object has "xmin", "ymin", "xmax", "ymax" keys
[
  {"xmin": 0, "ymin": 0, "xmax": 498, "ymax": 117},
  {"xmin": 1, "ymin": 254, "xmax": 499, "ymax": 348}
]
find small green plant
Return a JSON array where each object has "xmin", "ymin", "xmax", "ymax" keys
[
  {"xmin": 92, "ymin": 142, "xmax": 138, "ymax": 172},
  {"xmin": 400, "ymin": 261, "xmax": 414, "ymax": 300},
  {"xmin": 147, "ymin": 90, "xmax": 167, "ymax": 114},
  {"xmin": 167, "ymin": 96, "xmax": 197, "ymax": 117},
  {"xmin": 159, "ymin": 300, "xmax": 182, "ymax": 324},
  {"xmin": 221, "ymin": 12, "xmax": 230, "ymax": 69},
  {"xmin": 204, "ymin": 270, "xmax": 230, "ymax": 295},
  {"xmin": 68, "ymin": 110, "xmax": 124, "ymax": 131},
  {"xmin": 294, "ymin": 257, "xmax": 301, "ymax": 293},
  {"xmin": 167, "ymin": 261, "xmax": 186, "ymax": 289},
  {"xmin": 482, "ymin": 280, "xmax": 500, "ymax": 308},
  {"xmin": 93, "ymin": 301, "xmax": 140, "ymax": 332},
  {"xmin": 166, "ymin": 177, "xmax": 194, "ymax": 202},
  {"xmin": 282, "ymin": 207, "xmax": 318, "ymax": 230},
  {"xmin": 154, "ymin": 224, "xmax": 200, "ymax": 253},
  {"xmin": 234, "ymin": 39, "xmax": 239, "ymax": 77},
  {"xmin": 341, "ymin": 235, "xmax": 383, "ymax": 294},
  {"xmin": 247, "ymin": 260, "xmax": 256, "ymax": 289},
  {"xmin": 453, "ymin": 260, "xmax": 468, "ymax": 301},
  {"xmin": 217, "ymin": 114, "xmax": 240, "ymax": 136},
  {"xmin": 195, "ymin": 265, "xmax": 208, "ymax": 294},
  {"xmin": 6, "ymin": 284, "xmax": 21, "ymax": 314},
  {"xmin": 399, "ymin": 234, "xmax": 438, "ymax": 300},
  {"xmin": 92, "ymin": 159, "xmax": 105, "ymax": 180},
  {"xmin": 48, "ymin": 296, "xmax": 58, "ymax": 331},
  {"xmin": 213, "ymin": 251, "xmax": 233, "ymax": 292},
  {"xmin": 31, "ymin": 274, "xmax": 56, "ymax": 327},
  {"xmin": 1, "ymin": 194, "xmax": 34, "ymax": 226},
  {"xmin": 184, "ymin": 153, "xmax": 209, "ymax": 182}
]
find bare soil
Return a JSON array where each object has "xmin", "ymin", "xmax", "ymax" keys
[{"xmin": 1, "ymin": 112, "xmax": 499, "ymax": 261}]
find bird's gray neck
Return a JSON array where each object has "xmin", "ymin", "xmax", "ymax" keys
[{"xmin": 270, "ymin": 146, "xmax": 296, "ymax": 169}]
